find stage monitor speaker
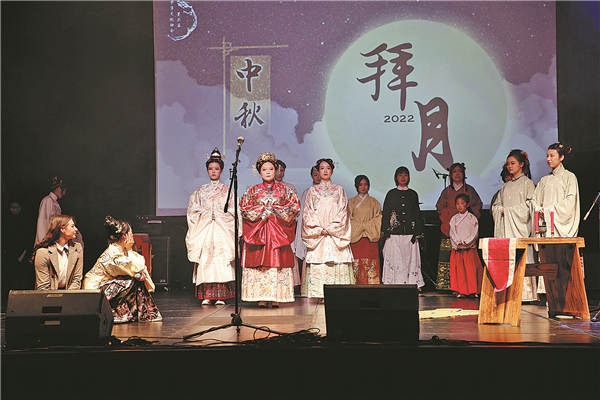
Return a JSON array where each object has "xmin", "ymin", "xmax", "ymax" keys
[
  {"xmin": 324, "ymin": 284, "xmax": 419, "ymax": 344},
  {"xmin": 5, "ymin": 289, "xmax": 113, "ymax": 348},
  {"xmin": 151, "ymin": 235, "xmax": 169, "ymax": 286}
]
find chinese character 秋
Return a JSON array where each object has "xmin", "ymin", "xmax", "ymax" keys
[{"xmin": 234, "ymin": 101, "xmax": 264, "ymax": 128}]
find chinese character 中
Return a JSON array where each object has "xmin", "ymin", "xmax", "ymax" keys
[{"xmin": 236, "ymin": 58, "xmax": 263, "ymax": 93}]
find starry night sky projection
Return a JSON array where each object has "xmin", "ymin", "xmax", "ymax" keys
[{"xmin": 153, "ymin": 1, "xmax": 557, "ymax": 215}]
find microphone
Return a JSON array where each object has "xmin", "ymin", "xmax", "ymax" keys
[
  {"xmin": 432, "ymin": 168, "xmax": 448, "ymax": 179},
  {"xmin": 237, "ymin": 136, "xmax": 245, "ymax": 149}
]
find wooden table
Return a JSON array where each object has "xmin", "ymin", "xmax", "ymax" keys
[{"xmin": 478, "ymin": 237, "xmax": 589, "ymax": 326}]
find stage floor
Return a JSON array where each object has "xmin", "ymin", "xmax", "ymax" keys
[
  {"xmin": 5, "ymin": 287, "xmax": 598, "ymax": 347},
  {"xmin": 2, "ymin": 288, "xmax": 600, "ymax": 399}
]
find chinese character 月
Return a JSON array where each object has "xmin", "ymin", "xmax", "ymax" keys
[{"xmin": 411, "ymin": 97, "xmax": 454, "ymax": 171}]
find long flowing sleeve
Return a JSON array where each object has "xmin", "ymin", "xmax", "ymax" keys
[
  {"xmin": 349, "ymin": 196, "xmax": 382, "ymax": 243},
  {"xmin": 185, "ymin": 182, "xmax": 237, "ymax": 263},
  {"xmin": 494, "ymin": 176, "xmax": 535, "ymax": 238},
  {"xmin": 302, "ymin": 187, "xmax": 324, "ymax": 249},
  {"xmin": 84, "ymin": 245, "xmax": 155, "ymax": 292},
  {"xmin": 302, "ymin": 183, "xmax": 352, "ymax": 264},
  {"xmin": 302, "ymin": 185, "xmax": 350, "ymax": 250},
  {"xmin": 491, "ymin": 187, "xmax": 505, "ymax": 237},
  {"xmin": 449, "ymin": 212, "xmax": 479, "ymax": 249},
  {"xmin": 239, "ymin": 182, "xmax": 300, "ymax": 268},
  {"xmin": 533, "ymin": 165, "xmax": 580, "ymax": 237}
]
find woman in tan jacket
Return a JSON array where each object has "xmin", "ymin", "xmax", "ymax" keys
[{"xmin": 348, "ymin": 174, "xmax": 382, "ymax": 284}]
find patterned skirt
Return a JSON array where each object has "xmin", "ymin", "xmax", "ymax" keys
[
  {"xmin": 302, "ymin": 262, "xmax": 355, "ymax": 298},
  {"xmin": 241, "ymin": 266, "xmax": 295, "ymax": 303},
  {"xmin": 350, "ymin": 238, "xmax": 381, "ymax": 284},
  {"xmin": 100, "ymin": 276, "xmax": 162, "ymax": 324},
  {"xmin": 381, "ymin": 235, "xmax": 424, "ymax": 287},
  {"xmin": 194, "ymin": 281, "xmax": 236, "ymax": 301}
]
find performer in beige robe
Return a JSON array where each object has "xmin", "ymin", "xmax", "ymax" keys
[
  {"xmin": 348, "ymin": 174, "xmax": 382, "ymax": 284},
  {"xmin": 302, "ymin": 158, "xmax": 354, "ymax": 299}
]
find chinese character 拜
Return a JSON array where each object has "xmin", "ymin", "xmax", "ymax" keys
[{"xmin": 357, "ymin": 42, "xmax": 417, "ymax": 110}]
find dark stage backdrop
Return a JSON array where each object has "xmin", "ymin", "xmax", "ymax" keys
[{"xmin": 2, "ymin": 1, "xmax": 599, "ymax": 295}]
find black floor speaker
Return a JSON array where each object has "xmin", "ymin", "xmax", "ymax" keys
[
  {"xmin": 324, "ymin": 284, "xmax": 419, "ymax": 344},
  {"xmin": 5, "ymin": 289, "xmax": 114, "ymax": 348}
]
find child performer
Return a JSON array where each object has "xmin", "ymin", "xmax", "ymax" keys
[{"xmin": 449, "ymin": 194, "xmax": 483, "ymax": 298}]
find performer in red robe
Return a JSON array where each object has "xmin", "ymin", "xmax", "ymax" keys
[{"xmin": 239, "ymin": 152, "xmax": 300, "ymax": 308}]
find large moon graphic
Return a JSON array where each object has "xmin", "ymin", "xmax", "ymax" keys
[{"xmin": 323, "ymin": 20, "xmax": 507, "ymax": 206}]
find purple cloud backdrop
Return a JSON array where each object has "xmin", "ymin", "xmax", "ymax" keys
[
  {"xmin": 154, "ymin": 1, "xmax": 555, "ymax": 139},
  {"xmin": 153, "ymin": 1, "xmax": 556, "ymax": 214}
]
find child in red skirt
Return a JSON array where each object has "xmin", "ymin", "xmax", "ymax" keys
[{"xmin": 449, "ymin": 193, "xmax": 483, "ymax": 298}]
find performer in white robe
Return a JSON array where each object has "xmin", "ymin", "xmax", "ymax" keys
[
  {"xmin": 185, "ymin": 148, "xmax": 237, "ymax": 305},
  {"xmin": 302, "ymin": 158, "xmax": 354, "ymax": 299},
  {"xmin": 533, "ymin": 145, "xmax": 580, "ymax": 238},
  {"xmin": 532, "ymin": 143, "xmax": 580, "ymax": 295},
  {"xmin": 492, "ymin": 149, "xmax": 537, "ymax": 302}
]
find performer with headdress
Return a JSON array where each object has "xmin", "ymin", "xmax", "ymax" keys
[
  {"xmin": 239, "ymin": 152, "xmax": 300, "ymax": 308},
  {"xmin": 185, "ymin": 147, "xmax": 238, "ymax": 306},
  {"xmin": 301, "ymin": 158, "xmax": 355, "ymax": 299},
  {"xmin": 434, "ymin": 162, "xmax": 482, "ymax": 291}
]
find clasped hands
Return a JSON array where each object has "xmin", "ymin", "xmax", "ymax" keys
[{"xmin": 261, "ymin": 206, "xmax": 274, "ymax": 220}]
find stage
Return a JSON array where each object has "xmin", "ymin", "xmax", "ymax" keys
[{"xmin": 2, "ymin": 288, "xmax": 599, "ymax": 398}]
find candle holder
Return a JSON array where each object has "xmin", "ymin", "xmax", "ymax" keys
[{"xmin": 539, "ymin": 217, "xmax": 547, "ymax": 237}]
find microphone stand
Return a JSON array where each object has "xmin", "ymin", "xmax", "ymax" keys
[
  {"xmin": 583, "ymin": 191, "xmax": 599, "ymax": 222},
  {"xmin": 183, "ymin": 142, "xmax": 283, "ymax": 340},
  {"xmin": 432, "ymin": 168, "xmax": 449, "ymax": 188}
]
